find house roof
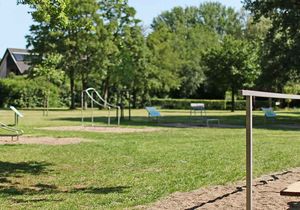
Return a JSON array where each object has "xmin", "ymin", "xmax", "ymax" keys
[
  {"xmin": 8, "ymin": 48, "xmax": 31, "ymax": 74},
  {"xmin": 0, "ymin": 48, "xmax": 31, "ymax": 74}
]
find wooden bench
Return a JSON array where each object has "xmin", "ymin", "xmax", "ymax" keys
[{"xmin": 281, "ymin": 181, "xmax": 300, "ymax": 196}]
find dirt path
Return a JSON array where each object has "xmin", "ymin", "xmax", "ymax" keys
[
  {"xmin": 138, "ymin": 168, "xmax": 300, "ymax": 210},
  {"xmin": 39, "ymin": 126, "xmax": 161, "ymax": 133},
  {"xmin": 0, "ymin": 136, "xmax": 87, "ymax": 145}
]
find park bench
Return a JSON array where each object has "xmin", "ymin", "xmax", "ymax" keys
[
  {"xmin": 190, "ymin": 103, "xmax": 206, "ymax": 117},
  {"xmin": 280, "ymin": 181, "xmax": 300, "ymax": 196},
  {"xmin": 261, "ymin": 107, "xmax": 276, "ymax": 123},
  {"xmin": 145, "ymin": 107, "xmax": 161, "ymax": 120}
]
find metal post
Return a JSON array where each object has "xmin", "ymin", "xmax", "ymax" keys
[
  {"xmin": 246, "ymin": 96, "xmax": 253, "ymax": 210},
  {"xmin": 91, "ymin": 91, "xmax": 94, "ymax": 126},
  {"xmin": 15, "ymin": 113, "xmax": 18, "ymax": 126},
  {"xmin": 108, "ymin": 108, "xmax": 111, "ymax": 126},
  {"xmin": 81, "ymin": 91, "xmax": 84, "ymax": 126},
  {"xmin": 46, "ymin": 91, "xmax": 49, "ymax": 116}
]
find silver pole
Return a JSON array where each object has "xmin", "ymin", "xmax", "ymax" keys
[
  {"xmin": 108, "ymin": 107, "xmax": 111, "ymax": 126},
  {"xmin": 246, "ymin": 96, "xmax": 253, "ymax": 210},
  {"xmin": 81, "ymin": 91, "xmax": 84, "ymax": 126},
  {"xmin": 91, "ymin": 91, "xmax": 94, "ymax": 126},
  {"xmin": 117, "ymin": 107, "xmax": 120, "ymax": 126}
]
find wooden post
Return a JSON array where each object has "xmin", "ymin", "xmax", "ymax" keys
[{"xmin": 246, "ymin": 96, "xmax": 253, "ymax": 210}]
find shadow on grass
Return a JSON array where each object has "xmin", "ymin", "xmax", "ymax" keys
[
  {"xmin": 0, "ymin": 161, "xmax": 129, "ymax": 198},
  {"xmin": 51, "ymin": 114, "xmax": 300, "ymax": 132},
  {"xmin": 0, "ymin": 184, "xmax": 130, "ymax": 196},
  {"xmin": 0, "ymin": 161, "xmax": 51, "ymax": 178}
]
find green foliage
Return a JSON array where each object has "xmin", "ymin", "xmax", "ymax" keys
[
  {"xmin": 244, "ymin": 0, "xmax": 300, "ymax": 91},
  {"xmin": 203, "ymin": 35, "xmax": 261, "ymax": 111},
  {"xmin": 1, "ymin": 109, "xmax": 300, "ymax": 208},
  {"xmin": 148, "ymin": 2, "xmax": 244, "ymax": 98},
  {"xmin": 29, "ymin": 53, "xmax": 65, "ymax": 86},
  {"xmin": 0, "ymin": 76, "xmax": 63, "ymax": 108},
  {"xmin": 283, "ymin": 81, "xmax": 300, "ymax": 106},
  {"xmin": 151, "ymin": 98, "xmax": 271, "ymax": 110}
]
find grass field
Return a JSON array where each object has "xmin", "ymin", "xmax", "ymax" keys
[{"xmin": 1, "ymin": 108, "xmax": 300, "ymax": 209}]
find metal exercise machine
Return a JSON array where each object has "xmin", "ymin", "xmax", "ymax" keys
[{"xmin": 81, "ymin": 88, "xmax": 121, "ymax": 126}]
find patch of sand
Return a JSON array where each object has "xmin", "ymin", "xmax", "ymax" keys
[
  {"xmin": 0, "ymin": 136, "xmax": 86, "ymax": 145},
  {"xmin": 39, "ymin": 126, "xmax": 161, "ymax": 133},
  {"xmin": 137, "ymin": 168, "xmax": 300, "ymax": 210}
]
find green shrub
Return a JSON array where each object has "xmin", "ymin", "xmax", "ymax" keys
[
  {"xmin": 150, "ymin": 98, "xmax": 273, "ymax": 110},
  {"xmin": 0, "ymin": 76, "xmax": 64, "ymax": 108}
]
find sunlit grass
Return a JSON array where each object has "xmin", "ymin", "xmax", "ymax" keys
[{"xmin": 0, "ymin": 109, "xmax": 300, "ymax": 209}]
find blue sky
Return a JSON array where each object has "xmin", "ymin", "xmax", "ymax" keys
[{"xmin": 0, "ymin": 0, "xmax": 242, "ymax": 57}]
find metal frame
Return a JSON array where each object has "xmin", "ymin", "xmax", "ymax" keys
[
  {"xmin": 9, "ymin": 106, "xmax": 24, "ymax": 126},
  {"xmin": 241, "ymin": 90, "xmax": 300, "ymax": 210},
  {"xmin": 81, "ymin": 88, "xmax": 121, "ymax": 126},
  {"xmin": 0, "ymin": 122, "xmax": 24, "ymax": 141}
]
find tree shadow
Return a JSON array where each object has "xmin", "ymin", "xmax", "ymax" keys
[
  {"xmin": 51, "ymin": 113, "xmax": 300, "ymax": 132},
  {"xmin": 0, "ymin": 183, "xmax": 130, "ymax": 196},
  {"xmin": 0, "ymin": 161, "xmax": 51, "ymax": 178}
]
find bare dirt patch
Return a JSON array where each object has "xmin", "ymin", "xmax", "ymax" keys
[
  {"xmin": 0, "ymin": 136, "xmax": 86, "ymax": 145},
  {"xmin": 137, "ymin": 168, "xmax": 300, "ymax": 210},
  {"xmin": 39, "ymin": 126, "xmax": 161, "ymax": 133}
]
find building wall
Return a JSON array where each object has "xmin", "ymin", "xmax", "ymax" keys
[{"xmin": 0, "ymin": 53, "xmax": 8, "ymax": 78}]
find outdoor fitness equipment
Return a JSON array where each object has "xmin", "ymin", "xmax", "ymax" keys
[
  {"xmin": 0, "ymin": 106, "xmax": 24, "ymax": 140},
  {"xmin": 242, "ymin": 90, "xmax": 300, "ymax": 210},
  {"xmin": 81, "ymin": 88, "xmax": 120, "ymax": 126},
  {"xmin": 0, "ymin": 122, "xmax": 23, "ymax": 141}
]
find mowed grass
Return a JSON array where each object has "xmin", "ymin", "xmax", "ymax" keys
[{"xmin": 0, "ymin": 109, "xmax": 300, "ymax": 209}]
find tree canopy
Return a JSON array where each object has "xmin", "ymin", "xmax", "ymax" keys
[{"xmin": 13, "ymin": 1, "xmax": 294, "ymax": 110}]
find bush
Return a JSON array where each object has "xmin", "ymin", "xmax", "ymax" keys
[
  {"xmin": 150, "ymin": 98, "xmax": 272, "ymax": 110},
  {"xmin": 0, "ymin": 76, "xmax": 64, "ymax": 108}
]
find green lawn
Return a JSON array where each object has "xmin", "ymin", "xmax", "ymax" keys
[{"xmin": 1, "ymin": 109, "xmax": 300, "ymax": 209}]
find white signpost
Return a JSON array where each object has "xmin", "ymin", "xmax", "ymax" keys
[{"xmin": 241, "ymin": 90, "xmax": 300, "ymax": 210}]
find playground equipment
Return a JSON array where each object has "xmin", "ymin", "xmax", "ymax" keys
[
  {"xmin": 261, "ymin": 107, "xmax": 276, "ymax": 122},
  {"xmin": 190, "ymin": 103, "xmax": 206, "ymax": 117},
  {"xmin": 145, "ymin": 107, "xmax": 161, "ymax": 120},
  {"xmin": 0, "ymin": 122, "xmax": 23, "ymax": 140},
  {"xmin": 242, "ymin": 90, "xmax": 300, "ymax": 210},
  {"xmin": 0, "ymin": 106, "xmax": 24, "ymax": 140},
  {"xmin": 10, "ymin": 106, "xmax": 23, "ymax": 126},
  {"xmin": 81, "ymin": 88, "xmax": 120, "ymax": 126}
]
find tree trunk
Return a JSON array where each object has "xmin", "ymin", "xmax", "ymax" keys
[
  {"xmin": 103, "ymin": 76, "xmax": 110, "ymax": 107},
  {"xmin": 70, "ymin": 70, "xmax": 76, "ymax": 109},
  {"xmin": 231, "ymin": 88, "xmax": 235, "ymax": 112},
  {"xmin": 128, "ymin": 92, "xmax": 131, "ymax": 121}
]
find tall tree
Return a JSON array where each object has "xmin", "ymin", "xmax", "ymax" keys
[
  {"xmin": 149, "ymin": 2, "xmax": 243, "ymax": 98},
  {"xmin": 244, "ymin": 0, "xmax": 300, "ymax": 91},
  {"xmin": 203, "ymin": 36, "xmax": 261, "ymax": 111},
  {"xmin": 20, "ymin": 0, "xmax": 104, "ymax": 109},
  {"xmin": 98, "ymin": 0, "xmax": 140, "ymax": 102}
]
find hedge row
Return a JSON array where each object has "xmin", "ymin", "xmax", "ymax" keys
[
  {"xmin": 0, "ymin": 76, "xmax": 64, "ymax": 108},
  {"xmin": 150, "ymin": 98, "xmax": 272, "ymax": 110}
]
